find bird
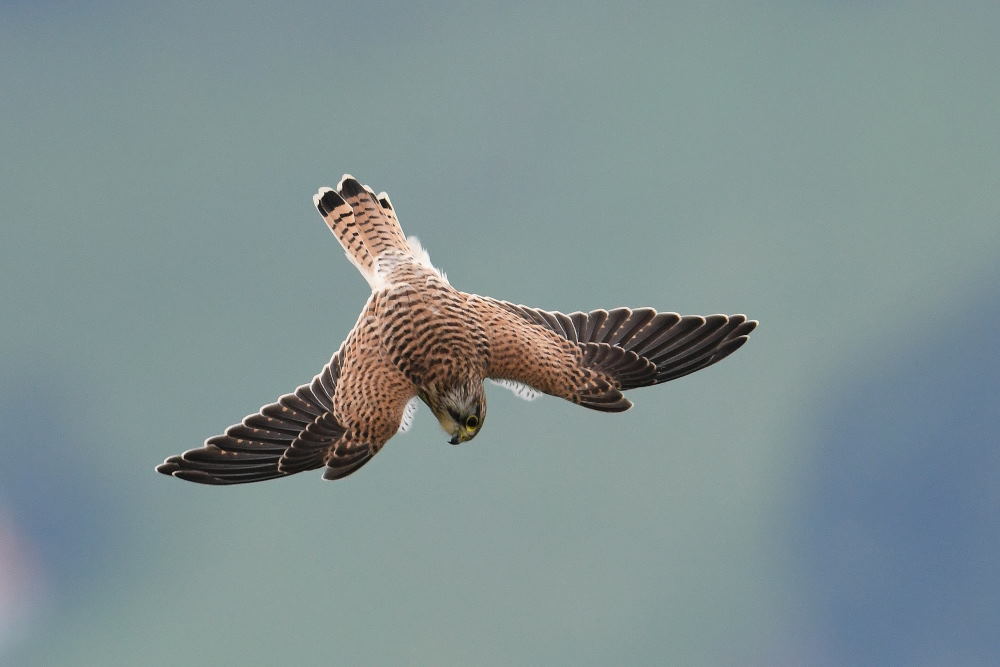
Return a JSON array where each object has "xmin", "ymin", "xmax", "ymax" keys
[{"xmin": 156, "ymin": 175, "xmax": 757, "ymax": 485}]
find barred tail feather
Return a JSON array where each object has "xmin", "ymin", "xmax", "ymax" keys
[
  {"xmin": 313, "ymin": 175, "xmax": 412, "ymax": 290},
  {"xmin": 313, "ymin": 186, "xmax": 373, "ymax": 283}
]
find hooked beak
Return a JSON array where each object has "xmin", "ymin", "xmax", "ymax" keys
[{"xmin": 448, "ymin": 428, "xmax": 477, "ymax": 445}]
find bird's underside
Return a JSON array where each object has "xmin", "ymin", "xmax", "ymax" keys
[{"xmin": 157, "ymin": 175, "xmax": 758, "ymax": 485}]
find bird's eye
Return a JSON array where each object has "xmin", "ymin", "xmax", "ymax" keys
[{"xmin": 465, "ymin": 415, "xmax": 479, "ymax": 429}]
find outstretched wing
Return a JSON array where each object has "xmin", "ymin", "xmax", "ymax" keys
[
  {"xmin": 157, "ymin": 291, "xmax": 420, "ymax": 485},
  {"xmin": 155, "ymin": 352, "xmax": 349, "ymax": 485},
  {"xmin": 479, "ymin": 297, "xmax": 756, "ymax": 409}
]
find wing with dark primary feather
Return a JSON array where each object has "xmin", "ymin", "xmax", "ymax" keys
[
  {"xmin": 156, "ymin": 351, "xmax": 352, "ymax": 485},
  {"xmin": 480, "ymin": 297, "xmax": 757, "ymax": 410}
]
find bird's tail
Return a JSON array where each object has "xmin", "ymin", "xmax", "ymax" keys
[{"xmin": 313, "ymin": 175, "xmax": 412, "ymax": 289}]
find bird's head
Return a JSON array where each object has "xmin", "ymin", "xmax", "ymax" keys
[{"xmin": 422, "ymin": 381, "xmax": 486, "ymax": 445}]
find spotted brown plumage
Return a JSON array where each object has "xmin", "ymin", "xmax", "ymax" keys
[{"xmin": 156, "ymin": 174, "xmax": 758, "ymax": 484}]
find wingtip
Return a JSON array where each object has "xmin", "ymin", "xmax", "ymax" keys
[
  {"xmin": 712, "ymin": 335, "xmax": 750, "ymax": 360},
  {"xmin": 729, "ymin": 314, "xmax": 758, "ymax": 329},
  {"xmin": 156, "ymin": 456, "xmax": 182, "ymax": 476},
  {"xmin": 171, "ymin": 469, "xmax": 222, "ymax": 484},
  {"xmin": 729, "ymin": 316, "xmax": 758, "ymax": 337}
]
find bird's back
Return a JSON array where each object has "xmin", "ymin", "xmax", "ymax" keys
[{"xmin": 372, "ymin": 265, "xmax": 490, "ymax": 390}]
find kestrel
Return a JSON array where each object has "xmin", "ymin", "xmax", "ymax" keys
[{"xmin": 157, "ymin": 175, "xmax": 757, "ymax": 485}]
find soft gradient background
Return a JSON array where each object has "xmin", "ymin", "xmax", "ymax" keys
[{"xmin": 3, "ymin": 2, "xmax": 998, "ymax": 665}]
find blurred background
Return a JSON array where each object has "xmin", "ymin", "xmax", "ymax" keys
[{"xmin": 2, "ymin": 1, "xmax": 998, "ymax": 665}]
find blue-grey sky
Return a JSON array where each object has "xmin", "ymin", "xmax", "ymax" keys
[{"xmin": 2, "ymin": 2, "xmax": 998, "ymax": 665}]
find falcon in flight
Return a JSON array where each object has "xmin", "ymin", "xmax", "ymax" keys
[{"xmin": 157, "ymin": 175, "xmax": 757, "ymax": 484}]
